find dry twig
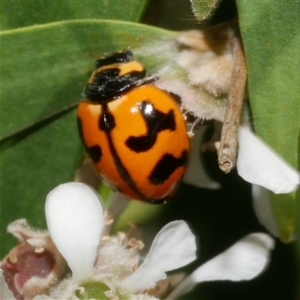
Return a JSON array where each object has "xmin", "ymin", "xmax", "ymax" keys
[{"xmin": 218, "ymin": 25, "xmax": 247, "ymax": 173}]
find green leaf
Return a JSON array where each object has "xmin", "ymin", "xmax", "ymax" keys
[
  {"xmin": 190, "ymin": 0, "xmax": 220, "ymax": 21},
  {"xmin": 0, "ymin": 0, "xmax": 148, "ymax": 30},
  {"xmin": 0, "ymin": 20, "xmax": 176, "ymax": 255},
  {"xmin": 236, "ymin": 1, "xmax": 300, "ymax": 242}
]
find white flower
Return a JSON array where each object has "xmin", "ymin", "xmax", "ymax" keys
[
  {"xmin": 45, "ymin": 182, "xmax": 197, "ymax": 299},
  {"xmin": 2, "ymin": 182, "xmax": 275, "ymax": 299},
  {"xmin": 168, "ymin": 232, "xmax": 275, "ymax": 299}
]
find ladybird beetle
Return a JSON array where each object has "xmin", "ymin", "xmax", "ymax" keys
[{"xmin": 77, "ymin": 50, "xmax": 190, "ymax": 203}]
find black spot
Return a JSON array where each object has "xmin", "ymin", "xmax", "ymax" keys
[
  {"xmin": 95, "ymin": 50, "xmax": 133, "ymax": 68},
  {"xmin": 87, "ymin": 145, "xmax": 102, "ymax": 163},
  {"xmin": 125, "ymin": 101, "xmax": 176, "ymax": 152},
  {"xmin": 148, "ymin": 150, "xmax": 189, "ymax": 185},
  {"xmin": 99, "ymin": 106, "xmax": 116, "ymax": 132}
]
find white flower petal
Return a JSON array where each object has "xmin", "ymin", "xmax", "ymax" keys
[
  {"xmin": 122, "ymin": 221, "xmax": 197, "ymax": 293},
  {"xmin": 0, "ymin": 269, "xmax": 16, "ymax": 300},
  {"xmin": 45, "ymin": 182, "xmax": 104, "ymax": 280},
  {"xmin": 237, "ymin": 127, "xmax": 300, "ymax": 193},
  {"xmin": 191, "ymin": 233, "xmax": 274, "ymax": 281},
  {"xmin": 169, "ymin": 233, "xmax": 274, "ymax": 299},
  {"xmin": 183, "ymin": 126, "xmax": 221, "ymax": 189}
]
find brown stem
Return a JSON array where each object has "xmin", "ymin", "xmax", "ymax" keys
[{"xmin": 218, "ymin": 25, "xmax": 247, "ymax": 173}]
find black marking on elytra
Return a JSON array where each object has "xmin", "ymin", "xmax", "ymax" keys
[
  {"xmin": 95, "ymin": 50, "xmax": 133, "ymax": 68},
  {"xmin": 82, "ymin": 69, "xmax": 145, "ymax": 103},
  {"xmin": 100, "ymin": 105, "xmax": 151, "ymax": 201},
  {"xmin": 125, "ymin": 101, "xmax": 176, "ymax": 153},
  {"xmin": 87, "ymin": 145, "xmax": 102, "ymax": 163},
  {"xmin": 99, "ymin": 107, "xmax": 116, "ymax": 132},
  {"xmin": 148, "ymin": 150, "xmax": 189, "ymax": 185}
]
